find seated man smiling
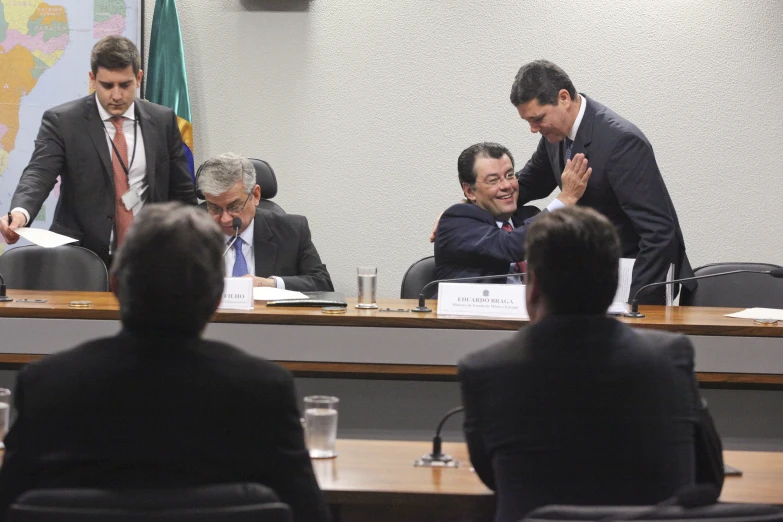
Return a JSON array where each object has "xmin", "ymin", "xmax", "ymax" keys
[
  {"xmin": 434, "ymin": 142, "xmax": 590, "ymax": 282},
  {"xmin": 198, "ymin": 153, "xmax": 333, "ymax": 292}
]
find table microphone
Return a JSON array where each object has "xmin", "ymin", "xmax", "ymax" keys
[
  {"xmin": 0, "ymin": 273, "xmax": 12, "ymax": 302},
  {"xmin": 414, "ymin": 406, "xmax": 464, "ymax": 467},
  {"xmin": 221, "ymin": 217, "xmax": 243, "ymax": 257},
  {"xmin": 625, "ymin": 267, "xmax": 783, "ymax": 318},
  {"xmin": 413, "ymin": 273, "xmax": 523, "ymax": 313},
  {"xmin": 598, "ymin": 484, "xmax": 719, "ymax": 521}
]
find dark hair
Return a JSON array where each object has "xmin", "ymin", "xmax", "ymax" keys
[
  {"xmin": 91, "ymin": 36, "xmax": 141, "ymax": 76},
  {"xmin": 525, "ymin": 206, "xmax": 621, "ymax": 314},
  {"xmin": 457, "ymin": 142, "xmax": 515, "ymax": 188},
  {"xmin": 111, "ymin": 203, "xmax": 225, "ymax": 336},
  {"xmin": 510, "ymin": 60, "xmax": 576, "ymax": 107}
]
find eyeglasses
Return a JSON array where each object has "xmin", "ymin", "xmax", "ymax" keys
[
  {"xmin": 205, "ymin": 192, "xmax": 252, "ymax": 217},
  {"xmin": 478, "ymin": 172, "xmax": 517, "ymax": 187}
]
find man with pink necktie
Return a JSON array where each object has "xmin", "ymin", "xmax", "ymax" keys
[{"xmin": 0, "ymin": 36, "xmax": 195, "ymax": 267}]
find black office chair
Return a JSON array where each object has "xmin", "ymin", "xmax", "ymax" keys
[
  {"xmin": 679, "ymin": 262, "xmax": 783, "ymax": 308},
  {"xmin": 523, "ymin": 502, "xmax": 783, "ymax": 521},
  {"xmin": 8, "ymin": 483, "xmax": 293, "ymax": 522},
  {"xmin": 0, "ymin": 245, "xmax": 108, "ymax": 292},
  {"xmin": 195, "ymin": 157, "xmax": 285, "ymax": 215},
  {"xmin": 400, "ymin": 256, "xmax": 437, "ymax": 299}
]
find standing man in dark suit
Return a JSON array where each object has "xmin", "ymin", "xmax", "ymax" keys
[
  {"xmin": 0, "ymin": 203, "xmax": 330, "ymax": 522},
  {"xmin": 197, "ymin": 153, "xmax": 333, "ymax": 292},
  {"xmin": 458, "ymin": 207, "xmax": 724, "ymax": 522},
  {"xmin": 511, "ymin": 60, "xmax": 693, "ymax": 304},
  {"xmin": 434, "ymin": 142, "xmax": 590, "ymax": 282},
  {"xmin": 0, "ymin": 36, "xmax": 196, "ymax": 266}
]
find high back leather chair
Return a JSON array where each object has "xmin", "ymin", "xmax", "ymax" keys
[
  {"xmin": 196, "ymin": 157, "xmax": 285, "ymax": 215},
  {"xmin": 8, "ymin": 483, "xmax": 293, "ymax": 522},
  {"xmin": 679, "ymin": 262, "xmax": 783, "ymax": 308},
  {"xmin": 0, "ymin": 245, "xmax": 108, "ymax": 292},
  {"xmin": 523, "ymin": 502, "xmax": 783, "ymax": 521},
  {"xmin": 400, "ymin": 256, "xmax": 437, "ymax": 299}
]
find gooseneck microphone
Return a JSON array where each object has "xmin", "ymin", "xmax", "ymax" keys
[
  {"xmin": 626, "ymin": 267, "xmax": 783, "ymax": 318},
  {"xmin": 0, "ymin": 273, "xmax": 12, "ymax": 302},
  {"xmin": 414, "ymin": 406, "xmax": 465, "ymax": 467},
  {"xmin": 413, "ymin": 273, "xmax": 524, "ymax": 313},
  {"xmin": 221, "ymin": 217, "xmax": 243, "ymax": 258}
]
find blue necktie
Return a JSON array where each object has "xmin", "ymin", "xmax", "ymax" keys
[
  {"xmin": 565, "ymin": 138, "xmax": 574, "ymax": 160},
  {"xmin": 232, "ymin": 237, "xmax": 249, "ymax": 277}
]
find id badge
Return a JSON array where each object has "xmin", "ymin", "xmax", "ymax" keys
[{"xmin": 121, "ymin": 187, "xmax": 141, "ymax": 211}]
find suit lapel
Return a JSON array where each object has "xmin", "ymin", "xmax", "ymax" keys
[
  {"xmin": 84, "ymin": 96, "xmax": 114, "ymax": 184},
  {"xmin": 572, "ymin": 93, "xmax": 595, "ymax": 160},
  {"xmin": 253, "ymin": 209, "xmax": 278, "ymax": 277},
  {"xmin": 136, "ymin": 100, "xmax": 157, "ymax": 199}
]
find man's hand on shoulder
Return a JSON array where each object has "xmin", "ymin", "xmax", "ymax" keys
[
  {"xmin": 557, "ymin": 153, "xmax": 592, "ymax": 206},
  {"xmin": 0, "ymin": 211, "xmax": 27, "ymax": 244}
]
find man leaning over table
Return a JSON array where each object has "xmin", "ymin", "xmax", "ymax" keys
[
  {"xmin": 0, "ymin": 203, "xmax": 330, "ymax": 522},
  {"xmin": 197, "ymin": 153, "xmax": 333, "ymax": 293},
  {"xmin": 458, "ymin": 206, "xmax": 724, "ymax": 522}
]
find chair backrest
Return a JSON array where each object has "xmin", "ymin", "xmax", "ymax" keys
[
  {"xmin": 679, "ymin": 262, "xmax": 783, "ymax": 308},
  {"xmin": 195, "ymin": 157, "xmax": 285, "ymax": 215},
  {"xmin": 400, "ymin": 256, "xmax": 437, "ymax": 299},
  {"xmin": 8, "ymin": 483, "xmax": 293, "ymax": 522},
  {"xmin": 523, "ymin": 502, "xmax": 783, "ymax": 521},
  {"xmin": 0, "ymin": 245, "xmax": 108, "ymax": 292}
]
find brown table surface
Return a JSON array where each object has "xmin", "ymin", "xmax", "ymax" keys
[
  {"xmin": 1, "ymin": 290, "xmax": 781, "ymax": 337},
  {"xmin": 318, "ymin": 439, "xmax": 783, "ymax": 509},
  {"xmin": 2, "ymin": 290, "xmax": 783, "ymax": 386}
]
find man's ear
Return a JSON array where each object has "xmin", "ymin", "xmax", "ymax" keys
[
  {"xmin": 558, "ymin": 88, "xmax": 572, "ymax": 107},
  {"xmin": 252, "ymin": 184, "xmax": 261, "ymax": 205},
  {"xmin": 462, "ymin": 182, "xmax": 477, "ymax": 203}
]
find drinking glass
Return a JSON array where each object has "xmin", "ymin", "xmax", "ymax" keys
[
  {"xmin": 356, "ymin": 266, "xmax": 378, "ymax": 309},
  {"xmin": 0, "ymin": 389, "xmax": 10, "ymax": 450},
  {"xmin": 304, "ymin": 395, "xmax": 339, "ymax": 458}
]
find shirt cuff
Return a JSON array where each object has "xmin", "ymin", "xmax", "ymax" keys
[
  {"xmin": 272, "ymin": 276, "xmax": 286, "ymax": 289},
  {"xmin": 545, "ymin": 198, "xmax": 566, "ymax": 212},
  {"xmin": 11, "ymin": 208, "xmax": 30, "ymax": 226}
]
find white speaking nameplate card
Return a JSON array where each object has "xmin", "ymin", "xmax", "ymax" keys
[
  {"xmin": 437, "ymin": 282, "xmax": 528, "ymax": 319},
  {"xmin": 219, "ymin": 277, "xmax": 254, "ymax": 310}
]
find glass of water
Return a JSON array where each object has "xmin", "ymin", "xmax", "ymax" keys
[
  {"xmin": 0, "ymin": 388, "xmax": 10, "ymax": 449},
  {"xmin": 356, "ymin": 266, "xmax": 378, "ymax": 309},
  {"xmin": 304, "ymin": 395, "xmax": 339, "ymax": 459}
]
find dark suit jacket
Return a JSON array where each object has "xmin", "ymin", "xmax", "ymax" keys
[
  {"xmin": 0, "ymin": 331, "xmax": 330, "ymax": 522},
  {"xmin": 251, "ymin": 208, "xmax": 333, "ymax": 292},
  {"xmin": 10, "ymin": 95, "xmax": 197, "ymax": 266},
  {"xmin": 434, "ymin": 202, "xmax": 540, "ymax": 282},
  {"xmin": 458, "ymin": 316, "xmax": 724, "ymax": 522},
  {"xmin": 517, "ymin": 95, "xmax": 694, "ymax": 304}
]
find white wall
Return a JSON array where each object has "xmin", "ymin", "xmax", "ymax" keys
[{"xmin": 144, "ymin": 0, "xmax": 783, "ymax": 298}]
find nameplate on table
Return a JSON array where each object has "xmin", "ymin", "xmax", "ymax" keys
[
  {"xmin": 218, "ymin": 277, "xmax": 254, "ymax": 310},
  {"xmin": 437, "ymin": 282, "xmax": 528, "ymax": 319}
]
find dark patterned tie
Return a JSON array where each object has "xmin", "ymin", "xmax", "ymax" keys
[
  {"xmin": 565, "ymin": 137, "xmax": 574, "ymax": 160},
  {"xmin": 232, "ymin": 237, "xmax": 249, "ymax": 277},
  {"xmin": 110, "ymin": 116, "xmax": 133, "ymax": 247},
  {"xmin": 501, "ymin": 222, "xmax": 527, "ymax": 275}
]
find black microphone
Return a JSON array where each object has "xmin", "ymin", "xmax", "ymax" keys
[
  {"xmin": 412, "ymin": 273, "xmax": 524, "ymax": 313},
  {"xmin": 626, "ymin": 268, "xmax": 783, "ymax": 318},
  {"xmin": 0, "ymin": 272, "xmax": 12, "ymax": 302},
  {"xmin": 414, "ymin": 406, "xmax": 464, "ymax": 467},
  {"xmin": 598, "ymin": 484, "xmax": 719, "ymax": 521},
  {"xmin": 221, "ymin": 217, "xmax": 243, "ymax": 257}
]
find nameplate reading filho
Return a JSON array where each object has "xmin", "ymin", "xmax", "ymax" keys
[
  {"xmin": 437, "ymin": 283, "xmax": 528, "ymax": 319},
  {"xmin": 218, "ymin": 277, "xmax": 254, "ymax": 310}
]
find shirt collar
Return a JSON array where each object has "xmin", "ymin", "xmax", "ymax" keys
[
  {"xmin": 237, "ymin": 216, "xmax": 255, "ymax": 247},
  {"xmin": 95, "ymin": 93, "xmax": 136, "ymax": 122},
  {"xmin": 567, "ymin": 94, "xmax": 586, "ymax": 141}
]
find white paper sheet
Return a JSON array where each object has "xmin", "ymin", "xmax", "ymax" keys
[
  {"xmin": 15, "ymin": 228, "xmax": 78, "ymax": 248},
  {"xmin": 253, "ymin": 287, "xmax": 308, "ymax": 301},
  {"xmin": 725, "ymin": 308, "xmax": 783, "ymax": 321}
]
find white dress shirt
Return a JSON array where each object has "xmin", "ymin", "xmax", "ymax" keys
[{"xmin": 224, "ymin": 218, "xmax": 285, "ymax": 289}]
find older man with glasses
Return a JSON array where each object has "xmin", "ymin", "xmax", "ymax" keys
[{"xmin": 197, "ymin": 153, "xmax": 333, "ymax": 292}]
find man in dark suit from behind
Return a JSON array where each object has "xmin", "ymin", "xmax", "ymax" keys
[
  {"xmin": 434, "ymin": 142, "xmax": 590, "ymax": 282},
  {"xmin": 0, "ymin": 203, "xmax": 330, "ymax": 522},
  {"xmin": 458, "ymin": 207, "xmax": 724, "ymax": 522},
  {"xmin": 198, "ymin": 153, "xmax": 333, "ymax": 293}
]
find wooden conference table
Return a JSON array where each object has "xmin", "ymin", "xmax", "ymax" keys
[
  {"xmin": 0, "ymin": 290, "xmax": 782, "ymax": 386},
  {"xmin": 319, "ymin": 440, "xmax": 781, "ymax": 522}
]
